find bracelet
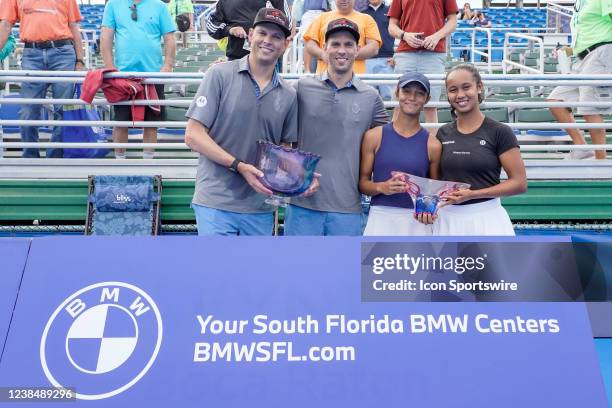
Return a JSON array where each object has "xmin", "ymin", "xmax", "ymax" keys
[{"xmin": 75, "ymin": 59, "xmax": 85, "ymax": 64}]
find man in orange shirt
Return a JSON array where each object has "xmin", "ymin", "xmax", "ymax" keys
[
  {"xmin": 303, "ymin": 0, "xmax": 381, "ymax": 74},
  {"xmin": 0, "ymin": 0, "xmax": 84, "ymax": 158}
]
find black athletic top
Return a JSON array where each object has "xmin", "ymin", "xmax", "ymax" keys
[
  {"xmin": 436, "ymin": 117, "xmax": 519, "ymax": 205},
  {"xmin": 205, "ymin": 0, "xmax": 292, "ymax": 60}
]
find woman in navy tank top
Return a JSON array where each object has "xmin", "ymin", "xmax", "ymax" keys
[{"xmin": 359, "ymin": 72, "xmax": 441, "ymax": 236}]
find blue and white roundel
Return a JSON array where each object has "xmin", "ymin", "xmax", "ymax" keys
[
  {"xmin": 66, "ymin": 304, "xmax": 138, "ymax": 374},
  {"xmin": 40, "ymin": 282, "xmax": 163, "ymax": 400}
]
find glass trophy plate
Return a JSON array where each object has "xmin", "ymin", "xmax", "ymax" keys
[
  {"xmin": 255, "ymin": 141, "xmax": 321, "ymax": 207},
  {"xmin": 391, "ymin": 172, "xmax": 471, "ymax": 215}
]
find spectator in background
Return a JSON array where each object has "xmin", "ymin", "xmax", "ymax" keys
[
  {"xmin": 101, "ymin": 0, "xmax": 176, "ymax": 159},
  {"xmin": 304, "ymin": 0, "xmax": 381, "ymax": 74},
  {"xmin": 473, "ymin": 11, "xmax": 492, "ymax": 28},
  {"xmin": 205, "ymin": 0, "xmax": 293, "ymax": 61},
  {"xmin": 285, "ymin": 19, "xmax": 388, "ymax": 236},
  {"xmin": 294, "ymin": 0, "xmax": 331, "ymax": 72},
  {"xmin": 0, "ymin": 0, "xmax": 85, "ymax": 158},
  {"xmin": 185, "ymin": 8, "xmax": 299, "ymax": 235},
  {"xmin": 363, "ymin": 0, "xmax": 393, "ymax": 100},
  {"xmin": 167, "ymin": 0, "xmax": 194, "ymax": 31},
  {"xmin": 547, "ymin": 0, "xmax": 611, "ymax": 160},
  {"xmin": 388, "ymin": 0, "xmax": 458, "ymax": 126},
  {"xmin": 460, "ymin": 3, "xmax": 475, "ymax": 20},
  {"xmin": 353, "ymin": 0, "xmax": 369, "ymax": 12}
]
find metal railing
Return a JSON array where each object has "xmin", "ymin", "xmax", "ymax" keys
[
  {"xmin": 470, "ymin": 28, "xmax": 493, "ymax": 73},
  {"xmin": 503, "ymin": 33, "xmax": 545, "ymax": 74},
  {"xmin": 0, "ymin": 71, "xmax": 610, "ymax": 158}
]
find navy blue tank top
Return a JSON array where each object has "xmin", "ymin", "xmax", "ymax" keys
[{"xmin": 370, "ymin": 123, "xmax": 430, "ymax": 209}]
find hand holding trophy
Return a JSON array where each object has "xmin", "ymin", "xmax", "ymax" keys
[
  {"xmin": 255, "ymin": 141, "xmax": 322, "ymax": 207},
  {"xmin": 390, "ymin": 172, "xmax": 470, "ymax": 224}
]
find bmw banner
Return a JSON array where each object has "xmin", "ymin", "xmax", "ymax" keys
[
  {"xmin": 0, "ymin": 236, "xmax": 608, "ymax": 407},
  {"xmin": 0, "ymin": 239, "xmax": 29, "ymax": 357}
]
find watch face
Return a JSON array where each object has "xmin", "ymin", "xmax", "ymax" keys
[{"xmin": 255, "ymin": 141, "xmax": 321, "ymax": 197}]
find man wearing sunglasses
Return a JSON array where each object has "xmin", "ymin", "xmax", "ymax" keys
[{"xmin": 101, "ymin": 0, "xmax": 176, "ymax": 159}]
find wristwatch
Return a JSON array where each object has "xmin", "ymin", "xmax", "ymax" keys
[
  {"xmin": 399, "ymin": 31, "xmax": 405, "ymax": 41},
  {"xmin": 228, "ymin": 158, "xmax": 242, "ymax": 173}
]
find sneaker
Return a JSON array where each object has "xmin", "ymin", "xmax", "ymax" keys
[{"xmin": 565, "ymin": 149, "xmax": 596, "ymax": 160}]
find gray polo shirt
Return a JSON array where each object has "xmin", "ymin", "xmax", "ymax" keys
[
  {"xmin": 291, "ymin": 73, "xmax": 389, "ymax": 213},
  {"xmin": 186, "ymin": 56, "xmax": 298, "ymax": 213}
]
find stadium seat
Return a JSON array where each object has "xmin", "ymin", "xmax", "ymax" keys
[
  {"xmin": 489, "ymin": 85, "xmax": 531, "ymax": 100},
  {"xmin": 419, "ymin": 109, "xmax": 453, "ymax": 124},
  {"xmin": 85, "ymin": 175, "xmax": 162, "ymax": 236},
  {"xmin": 482, "ymin": 98, "xmax": 509, "ymax": 122},
  {"xmin": 513, "ymin": 97, "xmax": 569, "ymax": 141}
]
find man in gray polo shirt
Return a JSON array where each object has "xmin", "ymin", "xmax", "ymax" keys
[
  {"xmin": 185, "ymin": 8, "xmax": 297, "ymax": 236},
  {"xmin": 284, "ymin": 18, "xmax": 388, "ymax": 236}
]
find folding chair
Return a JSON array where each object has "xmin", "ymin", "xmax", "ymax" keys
[{"xmin": 85, "ymin": 175, "xmax": 162, "ymax": 235}]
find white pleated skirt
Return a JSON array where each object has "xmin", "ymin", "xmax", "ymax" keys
[
  {"xmin": 433, "ymin": 198, "xmax": 515, "ymax": 236},
  {"xmin": 363, "ymin": 205, "xmax": 434, "ymax": 236}
]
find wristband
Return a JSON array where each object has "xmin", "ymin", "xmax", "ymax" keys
[{"xmin": 228, "ymin": 158, "xmax": 242, "ymax": 173}]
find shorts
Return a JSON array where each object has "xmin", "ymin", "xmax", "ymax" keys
[
  {"xmin": 191, "ymin": 204, "xmax": 274, "ymax": 236},
  {"xmin": 112, "ymin": 84, "xmax": 166, "ymax": 122},
  {"xmin": 363, "ymin": 205, "xmax": 433, "ymax": 236},
  {"xmin": 433, "ymin": 198, "xmax": 515, "ymax": 236},
  {"xmin": 547, "ymin": 44, "xmax": 612, "ymax": 116},
  {"xmin": 394, "ymin": 51, "xmax": 446, "ymax": 102},
  {"xmin": 283, "ymin": 204, "xmax": 362, "ymax": 236}
]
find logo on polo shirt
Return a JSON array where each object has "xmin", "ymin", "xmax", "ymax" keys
[
  {"xmin": 351, "ymin": 103, "xmax": 360, "ymax": 114},
  {"xmin": 40, "ymin": 282, "xmax": 163, "ymax": 400},
  {"xmin": 196, "ymin": 96, "xmax": 207, "ymax": 107},
  {"xmin": 480, "ymin": 140, "xmax": 486, "ymax": 146},
  {"xmin": 274, "ymin": 95, "xmax": 283, "ymax": 112}
]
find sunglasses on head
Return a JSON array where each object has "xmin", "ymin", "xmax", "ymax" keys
[{"xmin": 130, "ymin": 3, "xmax": 137, "ymax": 21}]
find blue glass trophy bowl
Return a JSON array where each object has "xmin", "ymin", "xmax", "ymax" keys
[
  {"xmin": 414, "ymin": 194, "xmax": 441, "ymax": 215},
  {"xmin": 391, "ymin": 171, "xmax": 471, "ymax": 215},
  {"xmin": 255, "ymin": 141, "xmax": 321, "ymax": 207}
]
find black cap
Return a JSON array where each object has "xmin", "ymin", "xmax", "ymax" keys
[
  {"xmin": 253, "ymin": 7, "xmax": 291, "ymax": 37},
  {"xmin": 398, "ymin": 72, "xmax": 431, "ymax": 95},
  {"xmin": 325, "ymin": 18, "xmax": 360, "ymax": 42}
]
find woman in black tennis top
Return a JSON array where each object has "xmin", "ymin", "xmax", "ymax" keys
[{"xmin": 432, "ymin": 64, "xmax": 527, "ymax": 235}]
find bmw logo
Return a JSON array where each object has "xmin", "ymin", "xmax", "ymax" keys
[{"xmin": 40, "ymin": 282, "xmax": 163, "ymax": 400}]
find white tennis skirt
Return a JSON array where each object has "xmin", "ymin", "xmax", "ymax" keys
[
  {"xmin": 363, "ymin": 205, "xmax": 433, "ymax": 236},
  {"xmin": 433, "ymin": 198, "xmax": 515, "ymax": 236}
]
